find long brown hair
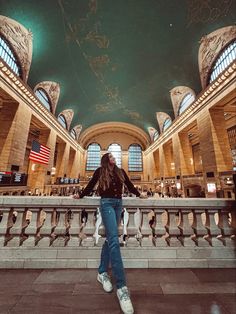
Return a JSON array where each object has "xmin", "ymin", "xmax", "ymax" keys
[{"xmin": 98, "ymin": 153, "xmax": 125, "ymax": 191}]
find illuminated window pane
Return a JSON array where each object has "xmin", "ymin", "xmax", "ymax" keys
[
  {"xmin": 35, "ymin": 88, "xmax": 51, "ymax": 111},
  {"xmin": 0, "ymin": 36, "xmax": 21, "ymax": 77},
  {"xmin": 163, "ymin": 118, "xmax": 172, "ymax": 131},
  {"xmin": 153, "ymin": 131, "xmax": 159, "ymax": 141},
  {"xmin": 58, "ymin": 114, "xmax": 67, "ymax": 129},
  {"xmin": 86, "ymin": 143, "xmax": 101, "ymax": 171},
  {"xmin": 209, "ymin": 41, "xmax": 236, "ymax": 83},
  {"xmin": 178, "ymin": 93, "xmax": 195, "ymax": 115},
  {"xmin": 108, "ymin": 143, "xmax": 122, "ymax": 168},
  {"xmin": 70, "ymin": 129, "xmax": 77, "ymax": 139},
  {"xmin": 128, "ymin": 144, "xmax": 143, "ymax": 171}
]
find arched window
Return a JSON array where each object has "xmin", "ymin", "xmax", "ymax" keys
[
  {"xmin": 108, "ymin": 143, "xmax": 122, "ymax": 168},
  {"xmin": 163, "ymin": 118, "xmax": 172, "ymax": 132},
  {"xmin": 209, "ymin": 40, "xmax": 236, "ymax": 83},
  {"xmin": 178, "ymin": 93, "xmax": 195, "ymax": 115},
  {"xmin": 35, "ymin": 88, "xmax": 52, "ymax": 111},
  {"xmin": 153, "ymin": 131, "xmax": 159, "ymax": 141},
  {"xmin": 0, "ymin": 35, "xmax": 22, "ymax": 77},
  {"xmin": 128, "ymin": 144, "xmax": 143, "ymax": 172},
  {"xmin": 58, "ymin": 114, "xmax": 67, "ymax": 129},
  {"xmin": 86, "ymin": 143, "xmax": 101, "ymax": 171},
  {"xmin": 70, "ymin": 129, "xmax": 77, "ymax": 140}
]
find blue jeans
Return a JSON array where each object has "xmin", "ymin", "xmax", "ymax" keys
[{"xmin": 98, "ymin": 198, "xmax": 126, "ymax": 289}]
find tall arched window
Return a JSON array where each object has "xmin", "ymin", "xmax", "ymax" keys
[
  {"xmin": 0, "ymin": 35, "xmax": 22, "ymax": 77},
  {"xmin": 178, "ymin": 93, "xmax": 195, "ymax": 115},
  {"xmin": 58, "ymin": 114, "xmax": 67, "ymax": 129},
  {"xmin": 128, "ymin": 144, "xmax": 143, "ymax": 172},
  {"xmin": 86, "ymin": 143, "xmax": 101, "ymax": 171},
  {"xmin": 209, "ymin": 40, "xmax": 236, "ymax": 83},
  {"xmin": 70, "ymin": 128, "xmax": 77, "ymax": 140},
  {"xmin": 163, "ymin": 118, "xmax": 172, "ymax": 132},
  {"xmin": 108, "ymin": 143, "xmax": 122, "ymax": 168},
  {"xmin": 35, "ymin": 88, "xmax": 52, "ymax": 112}
]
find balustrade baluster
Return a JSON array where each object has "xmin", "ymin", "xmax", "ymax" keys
[
  {"xmin": 81, "ymin": 209, "xmax": 96, "ymax": 247},
  {"xmin": 7, "ymin": 208, "xmax": 25, "ymax": 247},
  {"xmin": 94, "ymin": 207, "xmax": 105, "ymax": 247},
  {"xmin": 192, "ymin": 209, "xmax": 209, "ymax": 246},
  {"xmin": 126, "ymin": 208, "xmax": 141, "ymax": 247},
  {"xmin": 119, "ymin": 208, "xmax": 129, "ymax": 246},
  {"xmin": 218, "ymin": 208, "xmax": 235, "ymax": 246},
  {"xmin": 67, "ymin": 209, "xmax": 81, "ymax": 247},
  {"xmin": 229, "ymin": 208, "xmax": 236, "ymax": 242},
  {"xmin": 178, "ymin": 209, "xmax": 196, "ymax": 247},
  {"xmin": 37, "ymin": 208, "xmax": 53, "ymax": 247},
  {"xmin": 165, "ymin": 209, "xmax": 182, "ymax": 246},
  {"xmin": 140, "ymin": 209, "xmax": 154, "ymax": 246},
  {"xmin": 204, "ymin": 209, "xmax": 223, "ymax": 246},
  {"xmin": 0, "ymin": 208, "xmax": 10, "ymax": 246},
  {"xmin": 153, "ymin": 209, "xmax": 168, "ymax": 247},
  {"xmin": 22, "ymin": 208, "xmax": 39, "ymax": 247},
  {"xmin": 52, "ymin": 208, "xmax": 68, "ymax": 247}
]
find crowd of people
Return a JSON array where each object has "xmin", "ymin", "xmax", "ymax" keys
[{"xmin": 0, "ymin": 187, "xmax": 183, "ymax": 198}]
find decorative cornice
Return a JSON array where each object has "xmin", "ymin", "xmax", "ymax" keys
[{"xmin": 0, "ymin": 59, "xmax": 84, "ymax": 153}]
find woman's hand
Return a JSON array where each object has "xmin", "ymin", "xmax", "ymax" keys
[
  {"xmin": 73, "ymin": 194, "xmax": 80, "ymax": 199},
  {"xmin": 139, "ymin": 193, "xmax": 148, "ymax": 199}
]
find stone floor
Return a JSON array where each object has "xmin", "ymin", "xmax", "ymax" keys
[{"xmin": 0, "ymin": 268, "xmax": 235, "ymax": 314}]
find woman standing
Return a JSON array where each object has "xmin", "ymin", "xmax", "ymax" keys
[{"xmin": 74, "ymin": 152, "xmax": 145, "ymax": 314}]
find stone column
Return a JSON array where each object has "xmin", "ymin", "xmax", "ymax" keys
[
  {"xmin": 27, "ymin": 129, "xmax": 57, "ymax": 193},
  {"xmin": 163, "ymin": 141, "xmax": 175, "ymax": 177},
  {"xmin": 70, "ymin": 149, "xmax": 81, "ymax": 178},
  {"xmin": 197, "ymin": 108, "xmax": 232, "ymax": 197},
  {"xmin": 67, "ymin": 147, "xmax": 76, "ymax": 177},
  {"xmin": 56, "ymin": 141, "xmax": 70, "ymax": 178},
  {"xmin": 0, "ymin": 101, "xmax": 31, "ymax": 172},
  {"xmin": 80, "ymin": 150, "xmax": 87, "ymax": 179},
  {"xmin": 153, "ymin": 149, "xmax": 160, "ymax": 178},
  {"xmin": 176, "ymin": 132, "xmax": 195, "ymax": 176}
]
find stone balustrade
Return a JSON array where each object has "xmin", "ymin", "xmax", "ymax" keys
[{"xmin": 0, "ymin": 197, "xmax": 235, "ymax": 269}]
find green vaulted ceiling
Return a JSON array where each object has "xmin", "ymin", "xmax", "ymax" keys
[{"xmin": 0, "ymin": 0, "xmax": 235, "ymax": 134}]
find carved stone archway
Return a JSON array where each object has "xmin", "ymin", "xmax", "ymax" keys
[
  {"xmin": 0, "ymin": 15, "xmax": 33, "ymax": 82},
  {"xmin": 170, "ymin": 86, "xmax": 196, "ymax": 118},
  {"xmin": 34, "ymin": 81, "xmax": 60, "ymax": 114},
  {"xmin": 198, "ymin": 25, "xmax": 236, "ymax": 88}
]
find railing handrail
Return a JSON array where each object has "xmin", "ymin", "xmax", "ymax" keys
[{"xmin": 0, "ymin": 196, "xmax": 235, "ymax": 209}]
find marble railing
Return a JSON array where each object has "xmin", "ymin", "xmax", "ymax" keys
[{"xmin": 0, "ymin": 197, "xmax": 235, "ymax": 249}]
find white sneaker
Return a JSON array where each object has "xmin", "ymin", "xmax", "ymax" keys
[
  {"xmin": 97, "ymin": 272, "xmax": 113, "ymax": 292},
  {"xmin": 117, "ymin": 286, "xmax": 134, "ymax": 314}
]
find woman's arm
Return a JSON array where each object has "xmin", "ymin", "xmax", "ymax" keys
[
  {"xmin": 122, "ymin": 169, "xmax": 140, "ymax": 197},
  {"xmin": 79, "ymin": 167, "xmax": 100, "ymax": 198}
]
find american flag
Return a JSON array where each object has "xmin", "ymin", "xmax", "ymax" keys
[{"xmin": 29, "ymin": 140, "xmax": 50, "ymax": 165}]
